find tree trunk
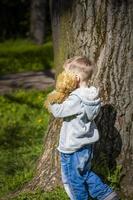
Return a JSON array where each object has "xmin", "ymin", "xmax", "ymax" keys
[
  {"xmin": 25, "ymin": 0, "xmax": 133, "ymax": 198},
  {"xmin": 21, "ymin": 116, "xmax": 63, "ymax": 192},
  {"xmin": 30, "ymin": 0, "xmax": 47, "ymax": 44}
]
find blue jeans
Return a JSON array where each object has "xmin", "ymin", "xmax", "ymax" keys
[{"xmin": 60, "ymin": 144, "xmax": 114, "ymax": 200}]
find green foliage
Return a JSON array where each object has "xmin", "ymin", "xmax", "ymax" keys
[
  {"xmin": 0, "ymin": 39, "xmax": 54, "ymax": 75},
  {"xmin": 0, "ymin": 87, "xmax": 53, "ymax": 198},
  {"xmin": 10, "ymin": 187, "xmax": 69, "ymax": 200},
  {"xmin": 107, "ymin": 165, "xmax": 122, "ymax": 189}
]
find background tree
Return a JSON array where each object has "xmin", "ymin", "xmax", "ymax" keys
[
  {"xmin": 30, "ymin": 0, "xmax": 48, "ymax": 44},
  {"xmin": 0, "ymin": 0, "xmax": 51, "ymax": 42},
  {"xmin": 19, "ymin": 0, "xmax": 132, "ymax": 199}
]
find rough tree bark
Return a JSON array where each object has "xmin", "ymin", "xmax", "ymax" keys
[
  {"xmin": 30, "ymin": 0, "xmax": 47, "ymax": 44},
  {"xmin": 24, "ymin": 0, "xmax": 132, "ymax": 199}
]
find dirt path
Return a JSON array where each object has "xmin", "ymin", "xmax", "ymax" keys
[{"xmin": 0, "ymin": 69, "xmax": 55, "ymax": 94}]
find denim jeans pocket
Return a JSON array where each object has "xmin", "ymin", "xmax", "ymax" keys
[
  {"xmin": 60, "ymin": 152, "xmax": 71, "ymax": 165},
  {"xmin": 75, "ymin": 147, "xmax": 92, "ymax": 175}
]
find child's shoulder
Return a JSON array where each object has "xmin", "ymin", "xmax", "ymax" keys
[
  {"xmin": 69, "ymin": 88, "xmax": 83, "ymax": 102},
  {"xmin": 70, "ymin": 86, "xmax": 100, "ymax": 102},
  {"xmin": 71, "ymin": 87, "xmax": 81, "ymax": 93},
  {"xmin": 70, "ymin": 87, "xmax": 89, "ymax": 96},
  {"xmin": 70, "ymin": 88, "xmax": 82, "ymax": 97}
]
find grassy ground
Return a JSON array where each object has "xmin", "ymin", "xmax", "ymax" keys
[
  {"xmin": 0, "ymin": 87, "xmax": 56, "ymax": 198},
  {"xmin": 0, "ymin": 39, "xmax": 54, "ymax": 75},
  {"xmin": 0, "ymin": 87, "xmax": 70, "ymax": 200},
  {"xmin": 0, "ymin": 38, "xmax": 69, "ymax": 200},
  {"xmin": 8, "ymin": 187, "xmax": 69, "ymax": 200}
]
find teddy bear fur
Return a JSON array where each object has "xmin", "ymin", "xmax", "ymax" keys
[{"xmin": 44, "ymin": 70, "xmax": 78, "ymax": 112}]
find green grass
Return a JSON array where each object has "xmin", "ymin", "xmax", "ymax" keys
[
  {"xmin": 0, "ymin": 87, "xmax": 54, "ymax": 198},
  {"xmin": 9, "ymin": 187, "xmax": 69, "ymax": 200},
  {"xmin": 0, "ymin": 39, "xmax": 54, "ymax": 75},
  {"xmin": 0, "ymin": 38, "xmax": 70, "ymax": 200}
]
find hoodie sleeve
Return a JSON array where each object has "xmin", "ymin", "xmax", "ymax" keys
[
  {"xmin": 85, "ymin": 99, "xmax": 101, "ymax": 121},
  {"xmin": 48, "ymin": 94, "xmax": 82, "ymax": 118}
]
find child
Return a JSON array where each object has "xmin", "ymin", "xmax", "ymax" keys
[{"xmin": 48, "ymin": 56, "xmax": 119, "ymax": 200}]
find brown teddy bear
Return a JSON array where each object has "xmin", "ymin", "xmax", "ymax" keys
[{"xmin": 44, "ymin": 70, "xmax": 78, "ymax": 112}]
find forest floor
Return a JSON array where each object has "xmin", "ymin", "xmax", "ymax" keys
[{"xmin": 0, "ymin": 69, "xmax": 55, "ymax": 94}]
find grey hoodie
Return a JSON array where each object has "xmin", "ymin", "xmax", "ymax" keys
[{"xmin": 48, "ymin": 86, "xmax": 101, "ymax": 153}]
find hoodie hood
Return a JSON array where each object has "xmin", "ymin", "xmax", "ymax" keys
[
  {"xmin": 71, "ymin": 86, "xmax": 100, "ymax": 102},
  {"xmin": 71, "ymin": 87, "xmax": 101, "ymax": 121}
]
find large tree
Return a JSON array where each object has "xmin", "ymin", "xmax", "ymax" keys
[{"xmin": 17, "ymin": 0, "xmax": 132, "ymax": 199}]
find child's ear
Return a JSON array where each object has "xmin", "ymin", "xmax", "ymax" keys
[
  {"xmin": 75, "ymin": 75, "xmax": 80, "ymax": 82},
  {"xmin": 75, "ymin": 75, "xmax": 80, "ymax": 88}
]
